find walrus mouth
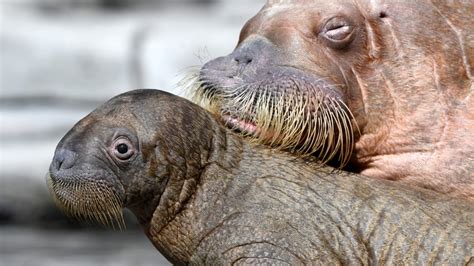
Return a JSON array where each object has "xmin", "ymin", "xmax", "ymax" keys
[
  {"xmin": 46, "ymin": 173, "xmax": 125, "ymax": 229},
  {"xmin": 182, "ymin": 68, "xmax": 356, "ymax": 166},
  {"xmin": 223, "ymin": 115, "xmax": 260, "ymax": 135}
]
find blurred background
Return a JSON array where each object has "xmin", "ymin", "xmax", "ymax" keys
[{"xmin": 0, "ymin": 0, "xmax": 265, "ymax": 265}]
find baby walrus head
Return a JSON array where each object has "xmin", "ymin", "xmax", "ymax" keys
[{"xmin": 47, "ymin": 89, "xmax": 219, "ymax": 228}]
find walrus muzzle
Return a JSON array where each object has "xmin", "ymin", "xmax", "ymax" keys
[
  {"xmin": 47, "ymin": 156, "xmax": 126, "ymax": 229},
  {"xmin": 185, "ymin": 37, "xmax": 356, "ymax": 165}
]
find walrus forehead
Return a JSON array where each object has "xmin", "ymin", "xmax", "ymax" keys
[
  {"xmin": 261, "ymin": 0, "xmax": 367, "ymax": 25},
  {"xmin": 266, "ymin": 0, "xmax": 323, "ymax": 5},
  {"xmin": 263, "ymin": 0, "xmax": 316, "ymax": 16},
  {"xmin": 265, "ymin": 0, "xmax": 364, "ymax": 9},
  {"xmin": 265, "ymin": 0, "xmax": 294, "ymax": 8}
]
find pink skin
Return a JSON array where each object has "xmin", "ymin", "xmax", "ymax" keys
[{"xmin": 223, "ymin": 116, "xmax": 259, "ymax": 134}]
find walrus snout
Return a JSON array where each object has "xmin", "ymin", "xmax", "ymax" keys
[
  {"xmin": 194, "ymin": 34, "xmax": 354, "ymax": 165},
  {"xmin": 51, "ymin": 148, "xmax": 77, "ymax": 173},
  {"xmin": 199, "ymin": 36, "xmax": 277, "ymax": 92},
  {"xmin": 47, "ymin": 115, "xmax": 131, "ymax": 228},
  {"xmin": 47, "ymin": 146, "xmax": 126, "ymax": 228}
]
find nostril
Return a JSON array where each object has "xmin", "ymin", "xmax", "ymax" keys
[
  {"xmin": 52, "ymin": 149, "xmax": 77, "ymax": 171},
  {"xmin": 240, "ymin": 58, "xmax": 252, "ymax": 64},
  {"xmin": 233, "ymin": 55, "xmax": 253, "ymax": 66}
]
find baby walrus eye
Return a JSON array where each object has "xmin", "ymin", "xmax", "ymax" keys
[
  {"xmin": 117, "ymin": 144, "xmax": 128, "ymax": 154},
  {"xmin": 111, "ymin": 137, "xmax": 135, "ymax": 161}
]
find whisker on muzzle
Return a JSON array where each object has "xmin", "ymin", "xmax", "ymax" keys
[
  {"xmin": 46, "ymin": 173, "xmax": 126, "ymax": 230},
  {"xmin": 181, "ymin": 69, "xmax": 356, "ymax": 167}
]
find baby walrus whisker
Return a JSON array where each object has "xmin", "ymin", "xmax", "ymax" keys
[{"xmin": 47, "ymin": 89, "xmax": 473, "ymax": 265}]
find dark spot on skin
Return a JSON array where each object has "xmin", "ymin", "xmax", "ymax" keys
[{"xmin": 379, "ymin": 12, "xmax": 387, "ymax": 18}]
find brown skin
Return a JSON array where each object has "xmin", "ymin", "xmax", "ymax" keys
[
  {"xmin": 195, "ymin": 0, "xmax": 474, "ymax": 200},
  {"xmin": 48, "ymin": 90, "xmax": 473, "ymax": 265}
]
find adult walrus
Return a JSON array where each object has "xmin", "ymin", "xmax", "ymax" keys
[
  {"xmin": 48, "ymin": 89, "xmax": 473, "ymax": 264},
  {"xmin": 190, "ymin": 0, "xmax": 474, "ymax": 200}
]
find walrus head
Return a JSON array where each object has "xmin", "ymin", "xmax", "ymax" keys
[
  {"xmin": 188, "ymin": 33, "xmax": 356, "ymax": 165},
  {"xmin": 47, "ymin": 89, "xmax": 217, "ymax": 227},
  {"xmin": 188, "ymin": 0, "xmax": 474, "ymax": 188},
  {"xmin": 188, "ymin": 0, "xmax": 376, "ymax": 165}
]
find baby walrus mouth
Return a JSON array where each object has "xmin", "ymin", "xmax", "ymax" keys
[{"xmin": 47, "ymin": 89, "xmax": 473, "ymax": 264}]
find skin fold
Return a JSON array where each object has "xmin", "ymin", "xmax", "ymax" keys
[
  {"xmin": 192, "ymin": 0, "xmax": 474, "ymax": 200},
  {"xmin": 48, "ymin": 90, "xmax": 473, "ymax": 265}
]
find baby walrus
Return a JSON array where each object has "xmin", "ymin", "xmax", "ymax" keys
[{"xmin": 48, "ymin": 89, "xmax": 473, "ymax": 265}]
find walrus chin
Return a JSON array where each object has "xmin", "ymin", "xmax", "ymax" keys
[
  {"xmin": 182, "ymin": 68, "xmax": 357, "ymax": 166},
  {"xmin": 46, "ymin": 173, "xmax": 126, "ymax": 229}
]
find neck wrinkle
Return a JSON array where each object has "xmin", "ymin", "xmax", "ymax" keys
[
  {"xmin": 203, "ymin": 120, "xmax": 245, "ymax": 171},
  {"xmin": 144, "ymin": 115, "xmax": 244, "ymax": 263}
]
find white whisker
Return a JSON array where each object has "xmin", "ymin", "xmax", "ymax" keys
[{"xmin": 181, "ymin": 69, "xmax": 355, "ymax": 167}]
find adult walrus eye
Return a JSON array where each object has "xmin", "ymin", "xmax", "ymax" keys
[
  {"xmin": 322, "ymin": 17, "xmax": 355, "ymax": 49},
  {"xmin": 111, "ymin": 137, "xmax": 135, "ymax": 161}
]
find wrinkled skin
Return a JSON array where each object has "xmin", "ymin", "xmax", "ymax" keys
[
  {"xmin": 48, "ymin": 90, "xmax": 473, "ymax": 265},
  {"xmin": 197, "ymin": 0, "xmax": 474, "ymax": 200}
]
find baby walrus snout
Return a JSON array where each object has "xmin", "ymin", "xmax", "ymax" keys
[{"xmin": 47, "ymin": 89, "xmax": 219, "ymax": 228}]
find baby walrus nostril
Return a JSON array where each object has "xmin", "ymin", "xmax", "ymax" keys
[{"xmin": 52, "ymin": 148, "xmax": 77, "ymax": 171}]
